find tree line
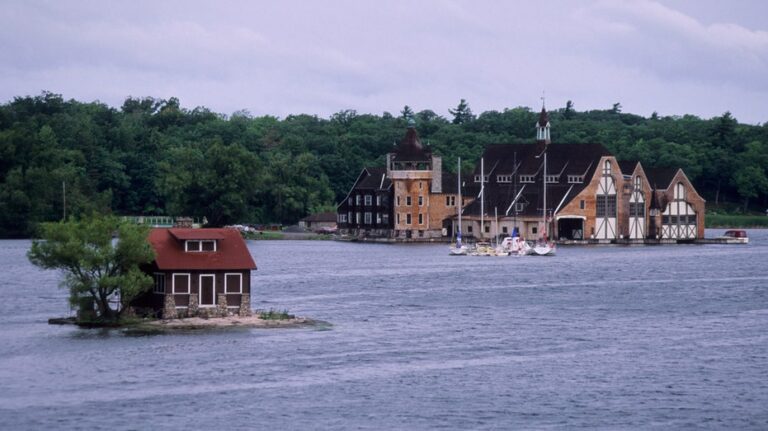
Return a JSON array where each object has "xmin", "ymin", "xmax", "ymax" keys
[{"xmin": 1, "ymin": 92, "xmax": 766, "ymax": 237}]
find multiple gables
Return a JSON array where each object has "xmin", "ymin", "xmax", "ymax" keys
[
  {"xmin": 149, "ymin": 228, "xmax": 256, "ymax": 270},
  {"xmin": 464, "ymin": 142, "xmax": 611, "ymax": 218}
]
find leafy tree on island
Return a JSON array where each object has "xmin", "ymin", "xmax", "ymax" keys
[{"xmin": 27, "ymin": 216, "xmax": 154, "ymax": 322}]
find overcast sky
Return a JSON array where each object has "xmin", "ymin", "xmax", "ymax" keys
[{"xmin": 2, "ymin": 0, "xmax": 767, "ymax": 124}]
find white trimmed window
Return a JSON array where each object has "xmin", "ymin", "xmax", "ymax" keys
[
  {"xmin": 568, "ymin": 175, "xmax": 584, "ymax": 184},
  {"xmin": 474, "ymin": 175, "xmax": 489, "ymax": 183},
  {"xmin": 418, "ymin": 213, "xmax": 423, "ymax": 225},
  {"xmin": 355, "ymin": 195, "xmax": 361, "ymax": 205},
  {"xmin": 382, "ymin": 214, "xmax": 389, "ymax": 224},
  {"xmin": 497, "ymin": 175, "xmax": 512, "ymax": 183},
  {"xmin": 225, "ymin": 273, "xmax": 243, "ymax": 294},
  {"xmin": 418, "ymin": 196, "xmax": 423, "ymax": 206},
  {"xmin": 406, "ymin": 196, "xmax": 412, "ymax": 206},
  {"xmin": 364, "ymin": 212, "xmax": 372, "ymax": 224},
  {"xmin": 172, "ymin": 273, "xmax": 190, "ymax": 294},
  {"xmin": 348, "ymin": 212, "xmax": 352, "ymax": 223},
  {"xmin": 406, "ymin": 213, "xmax": 412, "ymax": 225},
  {"xmin": 364, "ymin": 195, "xmax": 372, "ymax": 206},
  {"xmin": 546, "ymin": 175, "xmax": 558, "ymax": 183},
  {"xmin": 185, "ymin": 240, "xmax": 216, "ymax": 252},
  {"xmin": 520, "ymin": 175, "xmax": 534, "ymax": 183},
  {"xmin": 376, "ymin": 195, "xmax": 381, "ymax": 206},
  {"xmin": 153, "ymin": 273, "xmax": 165, "ymax": 294},
  {"xmin": 376, "ymin": 213, "xmax": 382, "ymax": 224},
  {"xmin": 355, "ymin": 212, "xmax": 361, "ymax": 224},
  {"xmin": 339, "ymin": 213, "xmax": 347, "ymax": 223}
]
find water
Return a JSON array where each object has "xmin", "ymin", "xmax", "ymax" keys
[{"xmin": 0, "ymin": 230, "xmax": 767, "ymax": 430}]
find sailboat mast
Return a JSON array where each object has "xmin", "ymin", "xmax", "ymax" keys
[
  {"xmin": 542, "ymin": 152, "xmax": 547, "ymax": 238},
  {"xmin": 457, "ymin": 157, "xmax": 462, "ymax": 235},
  {"xmin": 480, "ymin": 157, "xmax": 484, "ymax": 240}
]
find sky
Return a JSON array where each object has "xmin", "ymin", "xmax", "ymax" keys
[{"xmin": 1, "ymin": 0, "xmax": 767, "ymax": 124}]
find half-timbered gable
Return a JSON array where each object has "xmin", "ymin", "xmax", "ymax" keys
[
  {"xmin": 337, "ymin": 167, "xmax": 393, "ymax": 237},
  {"xmin": 133, "ymin": 228, "xmax": 257, "ymax": 319},
  {"xmin": 646, "ymin": 168, "xmax": 706, "ymax": 240}
]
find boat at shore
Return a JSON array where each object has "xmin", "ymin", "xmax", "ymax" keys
[
  {"xmin": 718, "ymin": 229, "xmax": 749, "ymax": 244},
  {"xmin": 449, "ymin": 157, "xmax": 469, "ymax": 256}
]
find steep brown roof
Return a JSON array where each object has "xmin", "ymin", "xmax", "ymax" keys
[
  {"xmin": 391, "ymin": 127, "xmax": 431, "ymax": 162},
  {"xmin": 617, "ymin": 161, "xmax": 639, "ymax": 176},
  {"xmin": 301, "ymin": 212, "xmax": 337, "ymax": 223},
  {"xmin": 149, "ymin": 228, "xmax": 256, "ymax": 270},
  {"xmin": 644, "ymin": 167, "xmax": 680, "ymax": 190}
]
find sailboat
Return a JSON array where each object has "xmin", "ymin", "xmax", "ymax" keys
[
  {"xmin": 449, "ymin": 157, "xmax": 468, "ymax": 256},
  {"xmin": 531, "ymin": 151, "xmax": 556, "ymax": 256}
]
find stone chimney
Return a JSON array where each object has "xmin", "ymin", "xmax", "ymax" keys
[{"xmin": 431, "ymin": 155, "xmax": 442, "ymax": 193}]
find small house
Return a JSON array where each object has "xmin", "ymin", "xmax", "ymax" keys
[
  {"xmin": 133, "ymin": 228, "xmax": 257, "ymax": 319},
  {"xmin": 298, "ymin": 212, "xmax": 338, "ymax": 232}
]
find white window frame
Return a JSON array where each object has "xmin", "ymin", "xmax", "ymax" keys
[
  {"xmin": 376, "ymin": 195, "xmax": 381, "ymax": 206},
  {"xmin": 546, "ymin": 175, "xmax": 558, "ymax": 183},
  {"xmin": 418, "ymin": 196, "xmax": 423, "ymax": 206},
  {"xmin": 225, "ymin": 272, "xmax": 243, "ymax": 294},
  {"xmin": 364, "ymin": 212, "xmax": 372, "ymax": 224},
  {"xmin": 376, "ymin": 212, "xmax": 382, "ymax": 224},
  {"xmin": 418, "ymin": 213, "xmax": 424, "ymax": 225},
  {"xmin": 355, "ymin": 212, "xmax": 361, "ymax": 224},
  {"xmin": 153, "ymin": 273, "xmax": 165, "ymax": 294},
  {"xmin": 199, "ymin": 274, "xmax": 216, "ymax": 307},
  {"xmin": 406, "ymin": 213, "xmax": 412, "ymax": 225},
  {"xmin": 355, "ymin": 195, "xmax": 361, "ymax": 205},
  {"xmin": 520, "ymin": 175, "xmax": 534, "ymax": 183},
  {"xmin": 172, "ymin": 273, "xmax": 191, "ymax": 294},
  {"xmin": 406, "ymin": 196, "xmax": 412, "ymax": 206},
  {"xmin": 364, "ymin": 195, "xmax": 372, "ymax": 206},
  {"xmin": 185, "ymin": 240, "xmax": 216, "ymax": 252}
]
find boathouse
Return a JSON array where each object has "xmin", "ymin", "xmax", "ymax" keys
[
  {"xmin": 457, "ymin": 106, "xmax": 706, "ymax": 241},
  {"xmin": 133, "ymin": 228, "xmax": 257, "ymax": 318}
]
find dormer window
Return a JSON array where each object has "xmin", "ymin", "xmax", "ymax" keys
[
  {"xmin": 520, "ymin": 175, "xmax": 535, "ymax": 183},
  {"xmin": 568, "ymin": 175, "xmax": 584, "ymax": 184},
  {"xmin": 546, "ymin": 175, "xmax": 559, "ymax": 184},
  {"xmin": 474, "ymin": 175, "xmax": 489, "ymax": 183},
  {"xmin": 186, "ymin": 240, "xmax": 217, "ymax": 252},
  {"xmin": 497, "ymin": 175, "xmax": 512, "ymax": 183}
]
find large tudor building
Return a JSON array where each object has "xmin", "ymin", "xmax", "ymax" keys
[
  {"xmin": 132, "ymin": 228, "xmax": 257, "ymax": 318},
  {"xmin": 338, "ymin": 108, "xmax": 705, "ymax": 242}
]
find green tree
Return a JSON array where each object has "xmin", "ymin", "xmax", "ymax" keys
[
  {"xmin": 449, "ymin": 99, "xmax": 475, "ymax": 124},
  {"xmin": 27, "ymin": 216, "xmax": 154, "ymax": 321}
]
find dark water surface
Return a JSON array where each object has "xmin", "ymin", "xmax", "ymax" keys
[{"xmin": 1, "ymin": 230, "xmax": 767, "ymax": 430}]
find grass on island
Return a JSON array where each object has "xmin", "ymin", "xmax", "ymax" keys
[
  {"xmin": 258, "ymin": 308, "xmax": 295, "ymax": 320},
  {"xmin": 243, "ymin": 231, "xmax": 285, "ymax": 240},
  {"xmin": 706, "ymin": 214, "xmax": 768, "ymax": 228}
]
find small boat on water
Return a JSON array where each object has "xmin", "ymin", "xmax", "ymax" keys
[{"xmin": 719, "ymin": 229, "xmax": 749, "ymax": 244}]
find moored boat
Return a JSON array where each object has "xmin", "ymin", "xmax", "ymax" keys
[{"xmin": 719, "ymin": 229, "xmax": 749, "ymax": 244}]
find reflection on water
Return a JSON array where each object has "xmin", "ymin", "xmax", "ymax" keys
[{"xmin": 0, "ymin": 230, "xmax": 767, "ymax": 429}]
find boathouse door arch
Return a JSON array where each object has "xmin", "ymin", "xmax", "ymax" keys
[
  {"xmin": 629, "ymin": 175, "xmax": 645, "ymax": 239},
  {"xmin": 595, "ymin": 160, "xmax": 617, "ymax": 239},
  {"xmin": 557, "ymin": 216, "xmax": 584, "ymax": 240}
]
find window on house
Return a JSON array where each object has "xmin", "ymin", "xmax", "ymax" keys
[
  {"xmin": 515, "ymin": 202, "xmax": 525, "ymax": 212},
  {"xmin": 406, "ymin": 196, "xmax": 412, "ymax": 206},
  {"xmin": 383, "ymin": 214, "xmax": 389, "ymax": 224},
  {"xmin": 348, "ymin": 197, "xmax": 352, "ymax": 205},
  {"xmin": 474, "ymin": 175, "xmax": 489, "ymax": 183},
  {"xmin": 364, "ymin": 212, "xmax": 372, "ymax": 224},
  {"xmin": 339, "ymin": 214, "xmax": 347, "ymax": 223},
  {"xmin": 376, "ymin": 213, "xmax": 382, "ymax": 224},
  {"xmin": 397, "ymin": 213, "xmax": 401, "ymax": 224},
  {"xmin": 186, "ymin": 240, "xmax": 216, "ymax": 252},
  {"xmin": 484, "ymin": 225, "xmax": 490, "ymax": 233},
  {"xmin": 364, "ymin": 195, "xmax": 372, "ymax": 206},
  {"xmin": 225, "ymin": 273, "xmax": 242, "ymax": 294},
  {"xmin": 153, "ymin": 273, "xmax": 165, "ymax": 294},
  {"xmin": 634, "ymin": 176, "xmax": 642, "ymax": 189},
  {"xmin": 356, "ymin": 195, "xmax": 361, "ymax": 205},
  {"xmin": 355, "ymin": 212, "xmax": 361, "ymax": 224},
  {"xmin": 546, "ymin": 175, "xmax": 558, "ymax": 183},
  {"xmin": 520, "ymin": 175, "xmax": 534, "ymax": 183},
  {"xmin": 445, "ymin": 196, "xmax": 455, "ymax": 206},
  {"xmin": 603, "ymin": 160, "xmax": 611, "ymax": 175},
  {"xmin": 406, "ymin": 214, "xmax": 412, "ymax": 225},
  {"xmin": 579, "ymin": 200, "xmax": 585, "ymax": 210},
  {"xmin": 467, "ymin": 225, "xmax": 473, "ymax": 233},
  {"xmin": 172, "ymin": 273, "xmax": 190, "ymax": 294},
  {"xmin": 675, "ymin": 182, "xmax": 686, "ymax": 200},
  {"xmin": 376, "ymin": 195, "xmax": 381, "ymax": 206},
  {"xmin": 532, "ymin": 227, "xmax": 538, "ymax": 234},
  {"xmin": 419, "ymin": 182, "xmax": 423, "ymax": 190},
  {"xmin": 397, "ymin": 196, "xmax": 401, "ymax": 206},
  {"xmin": 348, "ymin": 212, "xmax": 352, "ymax": 223},
  {"xmin": 497, "ymin": 175, "xmax": 512, "ymax": 183},
  {"xmin": 418, "ymin": 213, "xmax": 423, "ymax": 224},
  {"xmin": 568, "ymin": 175, "xmax": 584, "ymax": 184},
  {"xmin": 502, "ymin": 226, "xmax": 508, "ymax": 234},
  {"xmin": 418, "ymin": 196, "xmax": 423, "ymax": 206}
]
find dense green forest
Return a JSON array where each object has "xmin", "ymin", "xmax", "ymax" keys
[{"xmin": 1, "ymin": 92, "xmax": 767, "ymax": 237}]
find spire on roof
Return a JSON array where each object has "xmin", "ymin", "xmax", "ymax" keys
[{"xmin": 536, "ymin": 95, "xmax": 551, "ymax": 143}]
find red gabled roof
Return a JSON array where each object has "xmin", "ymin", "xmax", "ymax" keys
[{"xmin": 149, "ymin": 228, "xmax": 257, "ymax": 270}]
